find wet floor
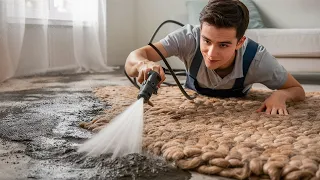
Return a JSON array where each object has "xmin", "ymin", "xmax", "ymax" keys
[{"xmin": 0, "ymin": 70, "xmax": 191, "ymax": 180}]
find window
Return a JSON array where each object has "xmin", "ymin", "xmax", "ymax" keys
[
  {"xmin": 6, "ymin": 0, "xmax": 98, "ymax": 25},
  {"xmin": 25, "ymin": 0, "xmax": 73, "ymax": 21}
]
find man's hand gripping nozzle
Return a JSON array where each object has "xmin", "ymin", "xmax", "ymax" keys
[{"xmin": 137, "ymin": 70, "xmax": 161, "ymax": 107}]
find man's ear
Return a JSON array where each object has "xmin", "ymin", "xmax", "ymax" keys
[{"xmin": 236, "ymin": 36, "xmax": 246, "ymax": 50}]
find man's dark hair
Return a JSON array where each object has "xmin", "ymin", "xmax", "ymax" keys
[{"xmin": 199, "ymin": 0, "xmax": 249, "ymax": 41}]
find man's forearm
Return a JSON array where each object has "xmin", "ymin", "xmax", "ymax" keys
[
  {"xmin": 125, "ymin": 50, "xmax": 149, "ymax": 77},
  {"xmin": 276, "ymin": 86, "xmax": 305, "ymax": 102}
]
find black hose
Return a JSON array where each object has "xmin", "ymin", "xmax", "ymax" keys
[
  {"xmin": 149, "ymin": 20, "xmax": 184, "ymax": 43},
  {"xmin": 148, "ymin": 43, "xmax": 196, "ymax": 100},
  {"xmin": 124, "ymin": 20, "xmax": 196, "ymax": 100}
]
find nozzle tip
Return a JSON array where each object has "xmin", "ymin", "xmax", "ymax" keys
[{"xmin": 147, "ymin": 100, "xmax": 154, "ymax": 107}]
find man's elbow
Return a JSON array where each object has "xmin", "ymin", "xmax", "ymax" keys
[
  {"xmin": 124, "ymin": 51, "xmax": 136, "ymax": 77},
  {"xmin": 299, "ymin": 86, "xmax": 306, "ymax": 101},
  {"xmin": 295, "ymin": 86, "xmax": 306, "ymax": 101}
]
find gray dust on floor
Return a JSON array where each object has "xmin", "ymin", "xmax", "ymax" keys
[{"xmin": 0, "ymin": 71, "xmax": 191, "ymax": 180}]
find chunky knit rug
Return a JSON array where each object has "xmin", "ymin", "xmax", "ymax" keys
[{"xmin": 80, "ymin": 86, "xmax": 320, "ymax": 180}]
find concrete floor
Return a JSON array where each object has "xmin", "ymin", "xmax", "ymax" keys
[{"xmin": 0, "ymin": 67, "xmax": 319, "ymax": 180}]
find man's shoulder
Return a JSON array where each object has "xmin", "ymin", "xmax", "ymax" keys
[
  {"xmin": 159, "ymin": 24, "xmax": 199, "ymax": 62},
  {"xmin": 241, "ymin": 38, "xmax": 267, "ymax": 62},
  {"xmin": 190, "ymin": 24, "xmax": 201, "ymax": 39},
  {"xmin": 242, "ymin": 37, "xmax": 286, "ymax": 76},
  {"xmin": 169, "ymin": 24, "xmax": 200, "ymax": 39},
  {"xmin": 189, "ymin": 24, "xmax": 200, "ymax": 34}
]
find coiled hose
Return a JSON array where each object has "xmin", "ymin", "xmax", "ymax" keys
[{"xmin": 124, "ymin": 20, "xmax": 196, "ymax": 100}]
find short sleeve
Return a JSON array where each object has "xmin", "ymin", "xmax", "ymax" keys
[
  {"xmin": 159, "ymin": 24, "xmax": 198, "ymax": 64},
  {"xmin": 251, "ymin": 45, "xmax": 288, "ymax": 89}
]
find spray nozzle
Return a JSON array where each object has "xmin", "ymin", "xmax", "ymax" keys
[{"xmin": 137, "ymin": 70, "xmax": 161, "ymax": 105}]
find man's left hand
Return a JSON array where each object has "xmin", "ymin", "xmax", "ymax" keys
[{"xmin": 256, "ymin": 91, "xmax": 289, "ymax": 115}]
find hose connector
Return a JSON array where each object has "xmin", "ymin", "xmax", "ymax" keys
[{"xmin": 137, "ymin": 70, "xmax": 161, "ymax": 104}]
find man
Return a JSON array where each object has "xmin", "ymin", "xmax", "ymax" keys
[{"xmin": 125, "ymin": 0, "xmax": 305, "ymax": 115}]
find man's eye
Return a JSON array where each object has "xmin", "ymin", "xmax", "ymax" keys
[
  {"xmin": 205, "ymin": 40, "xmax": 210, "ymax": 44},
  {"xmin": 220, "ymin": 44, "xmax": 228, "ymax": 48}
]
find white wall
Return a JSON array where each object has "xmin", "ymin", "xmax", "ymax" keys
[
  {"xmin": 106, "ymin": 0, "xmax": 192, "ymax": 67},
  {"xmin": 136, "ymin": 0, "xmax": 189, "ymax": 47},
  {"xmin": 107, "ymin": 0, "xmax": 136, "ymax": 66},
  {"xmin": 135, "ymin": 0, "xmax": 191, "ymax": 69}
]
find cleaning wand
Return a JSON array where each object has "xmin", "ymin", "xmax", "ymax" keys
[{"xmin": 137, "ymin": 70, "xmax": 161, "ymax": 106}]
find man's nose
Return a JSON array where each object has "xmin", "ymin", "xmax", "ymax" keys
[{"xmin": 207, "ymin": 45, "xmax": 218, "ymax": 57}]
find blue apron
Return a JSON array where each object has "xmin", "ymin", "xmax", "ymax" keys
[{"xmin": 185, "ymin": 38, "xmax": 258, "ymax": 98}]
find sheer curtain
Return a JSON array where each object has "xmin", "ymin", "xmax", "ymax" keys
[{"xmin": 0, "ymin": 0, "xmax": 112, "ymax": 82}]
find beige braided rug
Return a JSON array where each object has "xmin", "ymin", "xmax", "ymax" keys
[{"xmin": 80, "ymin": 86, "xmax": 320, "ymax": 180}]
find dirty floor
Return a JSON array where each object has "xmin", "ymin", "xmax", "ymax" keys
[{"xmin": 0, "ymin": 67, "xmax": 319, "ymax": 180}]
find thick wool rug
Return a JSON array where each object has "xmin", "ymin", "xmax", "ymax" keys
[{"xmin": 80, "ymin": 86, "xmax": 320, "ymax": 180}]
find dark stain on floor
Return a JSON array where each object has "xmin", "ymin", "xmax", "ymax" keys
[{"xmin": 0, "ymin": 74, "xmax": 191, "ymax": 180}]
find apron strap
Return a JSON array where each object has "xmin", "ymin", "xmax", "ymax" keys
[{"xmin": 232, "ymin": 38, "xmax": 258, "ymax": 89}]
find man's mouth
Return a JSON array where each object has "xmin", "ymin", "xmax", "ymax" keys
[{"xmin": 207, "ymin": 59, "xmax": 220, "ymax": 63}]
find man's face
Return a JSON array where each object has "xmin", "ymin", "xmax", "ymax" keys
[{"xmin": 200, "ymin": 22, "xmax": 245, "ymax": 70}]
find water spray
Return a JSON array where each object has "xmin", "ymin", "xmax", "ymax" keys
[{"xmin": 79, "ymin": 20, "xmax": 196, "ymax": 159}]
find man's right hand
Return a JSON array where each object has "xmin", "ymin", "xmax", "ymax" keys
[
  {"xmin": 136, "ymin": 61, "xmax": 166, "ymax": 87},
  {"xmin": 125, "ymin": 42, "xmax": 169, "ymax": 87}
]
